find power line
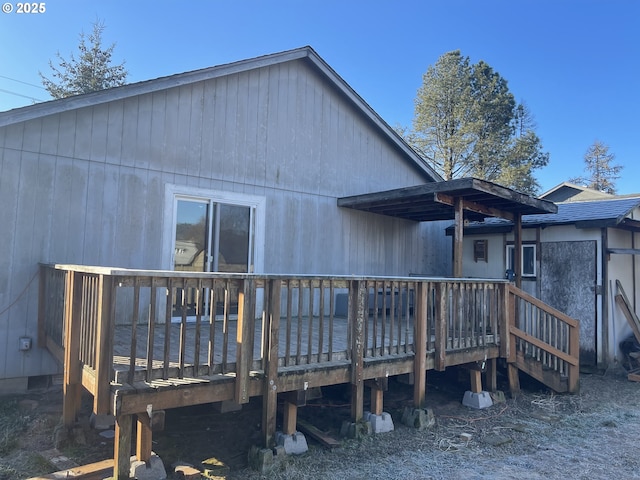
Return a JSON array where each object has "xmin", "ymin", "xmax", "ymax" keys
[
  {"xmin": 0, "ymin": 88, "xmax": 45, "ymax": 102},
  {"xmin": 0, "ymin": 74, "xmax": 47, "ymax": 90}
]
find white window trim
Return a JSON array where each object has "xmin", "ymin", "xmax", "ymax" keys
[
  {"xmin": 506, "ymin": 243, "xmax": 537, "ymax": 277},
  {"xmin": 162, "ymin": 184, "xmax": 266, "ymax": 273}
]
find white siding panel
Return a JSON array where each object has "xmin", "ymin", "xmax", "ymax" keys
[
  {"xmin": 4, "ymin": 122, "xmax": 24, "ymax": 151},
  {"xmin": 0, "ymin": 148, "xmax": 20, "ymax": 298},
  {"xmin": 149, "ymin": 91, "xmax": 167, "ymax": 168},
  {"xmin": 99, "ymin": 163, "xmax": 120, "ymax": 265},
  {"xmin": 120, "ymin": 97, "xmax": 139, "ymax": 168},
  {"xmin": 83, "ymin": 161, "xmax": 106, "ymax": 264},
  {"xmin": 32, "ymin": 154, "xmax": 56, "ymax": 263},
  {"xmin": 135, "ymin": 94, "xmax": 153, "ymax": 170},
  {"xmin": 106, "ymin": 100, "xmax": 124, "ymax": 164},
  {"xmin": 200, "ymin": 80, "xmax": 216, "ymax": 180},
  {"xmin": 189, "ymin": 82, "xmax": 204, "ymax": 176},
  {"xmin": 161, "ymin": 89, "xmax": 179, "ymax": 173},
  {"xmin": 90, "ymin": 103, "xmax": 108, "ymax": 161},
  {"xmin": 114, "ymin": 169, "xmax": 148, "ymax": 267},
  {"xmin": 22, "ymin": 118, "xmax": 42, "ymax": 153},
  {"xmin": 67, "ymin": 159, "xmax": 90, "ymax": 263},
  {"xmin": 73, "ymin": 108, "xmax": 93, "ymax": 160},
  {"xmin": 175, "ymin": 86, "xmax": 193, "ymax": 176},
  {"xmin": 222, "ymin": 76, "xmax": 237, "ymax": 183}
]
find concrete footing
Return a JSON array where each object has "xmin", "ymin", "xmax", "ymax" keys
[
  {"xmin": 401, "ymin": 407, "xmax": 435, "ymax": 431},
  {"xmin": 89, "ymin": 413, "xmax": 115, "ymax": 430},
  {"xmin": 462, "ymin": 390, "xmax": 493, "ymax": 409},
  {"xmin": 129, "ymin": 453, "xmax": 167, "ymax": 480},
  {"xmin": 275, "ymin": 431, "xmax": 308, "ymax": 455},
  {"xmin": 248, "ymin": 446, "xmax": 274, "ymax": 473},
  {"xmin": 363, "ymin": 411, "xmax": 394, "ymax": 433},
  {"xmin": 340, "ymin": 420, "xmax": 372, "ymax": 439}
]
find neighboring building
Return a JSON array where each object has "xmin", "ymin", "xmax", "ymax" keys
[
  {"xmin": 540, "ymin": 182, "xmax": 615, "ymax": 203},
  {"xmin": 448, "ymin": 185, "xmax": 640, "ymax": 367},
  {"xmin": 0, "ymin": 47, "xmax": 452, "ymax": 391}
]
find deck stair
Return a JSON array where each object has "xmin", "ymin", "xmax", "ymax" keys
[{"xmin": 505, "ymin": 285, "xmax": 580, "ymax": 394}]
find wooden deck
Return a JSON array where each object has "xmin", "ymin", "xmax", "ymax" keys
[{"xmin": 38, "ymin": 265, "xmax": 579, "ymax": 479}]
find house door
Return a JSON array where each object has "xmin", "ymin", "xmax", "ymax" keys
[
  {"xmin": 172, "ymin": 198, "xmax": 253, "ymax": 317},
  {"xmin": 539, "ymin": 240, "xmax": 597, "ymax": 365}
]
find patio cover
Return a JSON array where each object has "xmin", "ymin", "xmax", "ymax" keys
[
  {"xmin": 337, "ymin": 177, "xmax": 557, "ymax": 281},
  {"xmin": 337, "ymin": 177, "xmax": 556, "ymax": 223}
]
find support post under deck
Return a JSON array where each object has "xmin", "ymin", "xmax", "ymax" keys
[
  {"xmin": 262, "ymin": 279, "xmax": 281, "ymax": 448},
  {"xmin": 413, "ymin": 282, "xmax": 428, "ymax": 408},
  {"xmin": 136, "ymin": 414, "xmax": 152, "ymax": 463},
  {"xmin": 350, "ymin": 280, "xmax": 366, "ymax": 422},
  {"xmin": 114, "ymin": 414, "xmax": 132, "ymax": 480}
]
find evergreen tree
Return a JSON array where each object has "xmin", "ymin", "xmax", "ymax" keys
[
  {"xmin": 569, "ymin": 140, "xmax": 622, "ymax": 194},
  {"xmin": 39, "ymin": 21, "xmax": 128, "ymax": 99},
  {"xmin": 407, "ymin": 51, "xmax": 548, "ymax": 194}
]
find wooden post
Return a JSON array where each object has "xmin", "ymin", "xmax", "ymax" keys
[
  {"xmin": 262, "ymin": 280, "xmax": 281, "ymax": 448},
  {"xmin": 37, "ymin": 265, "xmax": 46, "ymax": 348},
  {"xmin": 94, "ymin": 274, "xmax": 115, "ymax": 415},
  {"xmin": 484, "ymin": 358, "xmax": 497, "ymax": 392},
  {"xmin": 453, "ymin": 197, "xmax": 464, "ymax": 278},
  {"xmin": 350, "ymin": 280, "xmax": 366, "ymax": 422},
  {"xmin": 568, "ymin": 322, "xmax": 580, "ymax": 393},
  {"xmin": 514, "ymin": 213, "xmax": 522, "ymax": 290},
  {"xmin": 282, "ymin": 401, "xmax": 298, "ymax": 435},
  {"xmin": 366, "ymin": 378, "xmax": 388, "ymax": 416},
  {"xmin": 507, "ymin": 364, "xmax": 520, "ymax": 395},
  {"xmin": 63, "ymin": 271, "xmax": 82, "ymax": 427},
  {"xmin": 114, "ymin": 414, "xmax": 132, "ymax": 480},
  {"xmin": 413, "ymin": 282, "xmax": 428, "ymax": 408},
  {"xmin": 504, "ymin": 284, "xmax": 521, "ymax": 394},
  {"xmin": 470, "ymin": 370, "xmax": 482, "ymax": 394},
  {"xmin": 499, "ymin": 284, "xmax": 511, "ymax": 359},
  {"xmin": 434, "ymin": 283, "xmax": 447, "ymax": 371},
  {"xmin": 136, "ymin": 414, "xmax": 152, "ymax": 463},
  {"xmin": 235, "ymin": 279, "xmax": 254, "ymax": 405}
]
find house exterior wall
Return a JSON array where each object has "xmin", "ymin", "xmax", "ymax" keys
[{"xmin": 0, "ymin": 58, "xmax": 449, "ymax": 386}]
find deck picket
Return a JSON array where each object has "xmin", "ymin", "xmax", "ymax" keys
[{"xmin": 146, "ymin": 279, "xmax": 156, "ymax": 383}]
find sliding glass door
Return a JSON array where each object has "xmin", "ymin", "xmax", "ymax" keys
[
  {"xmin": 173, "ymin": 199, "xmax": 253, "ymax": 274},
  {"xmin": 172, "ymin": 197, "xmax": 255, "ymax": 318}
]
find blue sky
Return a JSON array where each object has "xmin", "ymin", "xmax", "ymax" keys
[{"xmin": 1, "ymin": 0, "xmax": 638, "ymax": 194}]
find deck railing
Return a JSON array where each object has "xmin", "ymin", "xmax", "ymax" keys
[
  {"xmin": 38, "ymin": 265, "xmax": 579, "ymax": 421},
  {"xmin": 505, "ymin": 284, "xmax": 580, "ymax": 393}
]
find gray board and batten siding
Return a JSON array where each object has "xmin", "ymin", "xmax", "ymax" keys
[{"xmin": 0, "ymin": 47, "xmax": 451, "ymax": 386}]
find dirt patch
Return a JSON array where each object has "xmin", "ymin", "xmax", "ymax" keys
[{"xmin": 2, "ymin": 366, "xmax": 640, "ymax": 479}]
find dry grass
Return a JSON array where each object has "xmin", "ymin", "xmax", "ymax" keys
[
  {"xmin": 2, "ymin": 367, "xmax": 640, "ymax": 479},
  {"xmin": 228, "ymin": 368, "xmax": 640, "ymax": 480}
]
